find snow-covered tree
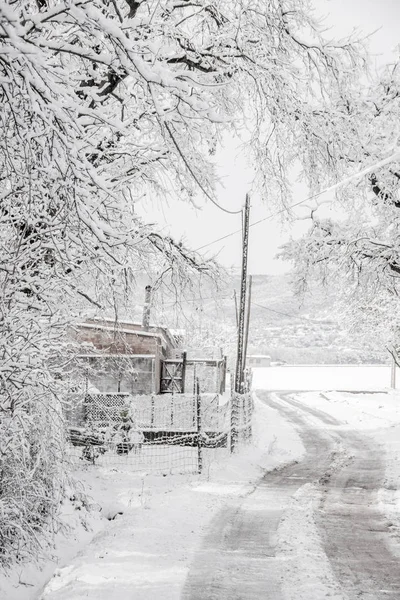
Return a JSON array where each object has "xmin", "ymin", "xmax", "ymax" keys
[
  {"xmin": 0, "ymin": 0, "xmax": 366, "ymax": 563},
  {"xmin": 280, "ymin": 60, "xmax": 400, "ymax": 350}
]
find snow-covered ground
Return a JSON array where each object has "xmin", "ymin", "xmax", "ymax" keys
[
  {"xmin": 287, "ymin": 389, "xmax": 400, "ymax": 554},
  {"xmin": 0, "ymin": 395, "xmax": 303, "ymax": 600},
  {"xmin": 269, "ymin": 388, "xmax": 400, "ymax": 598},
  {"xmin": 252, "ymin": 364, "xmax": 392, "ymax": 390},
  {"xmin": 3, "ymin": 365, "xmax": 400, "ymax": 600},
  {"xmin": 254, "ymin": 364, "xmax": 400, "ymax": 598}
]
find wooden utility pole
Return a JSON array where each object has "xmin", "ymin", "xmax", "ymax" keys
[
  {"xmin": 242, "ymin": 274, "xmax": 252, "ymax": 379},
  {"xmin": 391, "ymin": 354, "xmax": 397, "ymax": 389},
  {"xmin": 142, "ymin": 285, "xmax": 152, "ymax": 329},
  {"xmin": 389, "ymin": 346, "xmax": 398, "ymax": 389},
  {"xmin": 233, "ymin": 289, "xmax": 239, "ymax": 329},
  {"xmin": 234, "ymin": 193, "xmax": 251, "ymax": 393}
]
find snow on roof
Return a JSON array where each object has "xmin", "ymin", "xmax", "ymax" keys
[
  {"xmin": 169, "ymin": 329, "xmax": 185, "ymax": 336},
  {"xmin": 82, "ymin": 317, "xmax": 161, "ymax": 330},
  {"xmin": 76, "ymin": 318, "xmax": 179, "ymax": 349},
  {"xmin": 76, "ymin": 354, "xmax": 156, "ymax": 358},
  {"xmin": 77, "ymin": 322, "xmax": 163, "ymax": 339}
]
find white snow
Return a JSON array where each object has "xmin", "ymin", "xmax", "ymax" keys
[
  {"xmin": 0, "ymin": 496, "xmax": 105, "ymax": 600},
  {"xmin": 252, "ymin": 364, "xmax": 392, "ymax": 391},
  {"xmin": 277, "ymin": 483, "xmax": 350, "ymax": 600},
  {"xmin": 258, "ymin": 376, "xmax": 400, "ymax": 591},
  {"xmin": 4, "ymin": 365, "xmax": 400, "ymax": 600},
  {"xmin": 282, "ymin": 387, "xmax": 400, "ymax": 561},
  {"xmin": 0, "ymin": 395, "xmax": 303, "ymax": 600}
]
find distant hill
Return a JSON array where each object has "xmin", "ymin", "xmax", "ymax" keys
[
  {"xmin": 126, "ymin": 273, "xmax": 389, "ymax": 365},
  {"xmin": 244, "ymin": 275, "xmax": 387, "ymax": 365}
]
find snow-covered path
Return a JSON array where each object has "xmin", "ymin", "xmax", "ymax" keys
[
  {"xmin": 34, "ymin": 396, "xmax": 302, "ymax": 600},
  {"xmin": 10, "ymin": 385, "xmax": 400, "ymax": 600},
  {"xmin": 183, "ymin": 391, "xmax": 400, "ymax": 599}
]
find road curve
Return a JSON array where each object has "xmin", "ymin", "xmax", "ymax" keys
[{"xmin": 182, "ymin": 391, "xmax": 400, "ymax": 600}]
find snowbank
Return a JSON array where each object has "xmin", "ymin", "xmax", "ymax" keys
[{"xmin": 0, "ymin": 494, "xmax": 104, "ymax": 600}]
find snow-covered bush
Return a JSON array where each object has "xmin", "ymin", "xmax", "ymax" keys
[
  {"xmin": 0, "ymin": 401, "xmax": 64, "ymax": 566},
  {"xmin": 0, "ymin": 297, "xmax": 69, "ymax": 565}
]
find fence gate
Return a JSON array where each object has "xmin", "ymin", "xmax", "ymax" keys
[{"xmin": 160, "ymin": 354, "xmax": 186, "ymax": 393}]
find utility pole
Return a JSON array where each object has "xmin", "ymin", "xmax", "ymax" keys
[
  {"xmin": 242, "ymin": 274, "xmax": 252, "ymax": 378},
  {"xmin": 235, "ymin": 193, "xmax": 251, "ymax": 393},
  {"xmin": 389, "ymin": 345, "xmax": 398, "ymax": 389},
  {"xmin": 391, "ymin": 356, "xmax": 396, "ymax": 389},
  {"xmin": 391, "ymin": 352, "xmax": 397, "ymax": 389},
  {"xmin": 233, "ymin": 289, "xmax": 239, "ymax": 329},
  {"xmin": 142, "ymin": 285, "xmax": 152, "ymax": 329}
]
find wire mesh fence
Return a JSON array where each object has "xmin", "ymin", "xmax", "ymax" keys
[{"xmin": 66, "ymin": 385, "xmax": 253, "ymax": 475}]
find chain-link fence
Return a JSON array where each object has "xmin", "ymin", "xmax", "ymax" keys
[{"xmin": 66, "ymin": 385, "xmax": 253, "ymax": 475}]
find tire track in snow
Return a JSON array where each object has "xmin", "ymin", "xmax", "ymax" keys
[
  {"xmin": 183, "ymin": 391, "xmax": 400, "ymax": 600},
  {"xmin": 182, "ymin": 392, "xmax": 337, "ymax": 599},
  {"xmin": 267, "ymin": 391, "xmax": 400, "ymax": 600}
]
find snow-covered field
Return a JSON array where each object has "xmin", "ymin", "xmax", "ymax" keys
[
  {"xmin": 2, "ymin": 365, "xmax": 400, "ymax": 600},
  {"xmin": 252, "ymin": 364, "xmax": 392, "ymax": 390}
]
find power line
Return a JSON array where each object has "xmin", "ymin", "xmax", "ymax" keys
[
  {"xmin": 252, "ymin": 300, "xmax": 343, "ymax": 326},
  {"xmin": 250, "ymin": 302, "xmax": 377, "ymax": 353},
  {"xmin": 251, "ymin": 301, "xmax": 312, "ymax": 321},
  {"xmin": 158, "ymin": 295, "xmax": 317, "ymax": 321},
  {"xmin": 195, "ymin": 195, "xmax": 321, "ymax": 251},
  {"xmin": 157, "ymin": 295, "xmax": 232, "ymax": 306},
  {"xmin": 164, "ymin": 121, "xmax": 243, "ymax": 216},
  {"xmin": 196, "ymin": 149, "xmax": 400, "ymax": 252}
]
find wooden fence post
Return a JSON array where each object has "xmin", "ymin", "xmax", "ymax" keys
[
  {"xmin": 181, "ymin": 351, "xmax": 187, "ymax": 393},
  {"xmin": 150, "ymin": 395, "xmax": 155, "ymax": 427},
  {"xmin": 221, "ymin": 356, "xmax": 227, "ymax": 394},
  {"xmin": 230, "ymin": 393, "xmax": 238, "ymax": 453},
  {"xmin": 246, "ymin": 394, "xmax": 252, "ymax": 442},
  {"xmin": 192, "ymin": 363, "xmax": 197, "ymax": 429},
  {"xmin": 196, "ymin": 378, "xmax": 202, "ymax": 474}
]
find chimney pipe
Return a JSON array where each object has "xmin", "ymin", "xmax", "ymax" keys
[{"xmin": 142, "ymin": 285, "xmax": 152, "ymax": 329}]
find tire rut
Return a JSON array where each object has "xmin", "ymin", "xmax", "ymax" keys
[
  {"xmin": 182, "ymin": 393, "xmax": 338, "ymax": 599},
  {"xmin": 266, "ymin": 391, "xmax": 400, "ymax": 600},
  {"xmin": 183, "ymin": 391, "xmax": 400, "ymax": 600}
]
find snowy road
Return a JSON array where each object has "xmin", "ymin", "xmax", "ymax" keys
[
  {"xmin": 182, "ymin": 391, "xmax": 400, "ymax": 600},
  {"xmin": 19, "ymin": 388, "xmax": 400, "ymax": 600}
]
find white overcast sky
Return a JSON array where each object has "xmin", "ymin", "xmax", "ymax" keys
[{"xmin": 137, "ymin": 0, "xmax": 400, "ymax": 276}]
